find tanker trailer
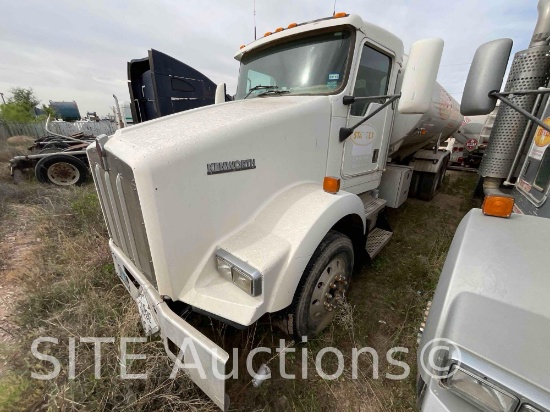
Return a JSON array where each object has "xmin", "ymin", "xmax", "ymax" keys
[
  {"xmin": 448, "ymin": 114, "xmax": 489, "ymax": 169},
  {"xmin": 388, "ymin": 78, "xmax": 463, "ymax": 200}
]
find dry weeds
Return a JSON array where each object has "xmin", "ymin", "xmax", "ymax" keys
[{"xmin": 0, "ymin": 166, "xmax": 479, "ymax": 411}]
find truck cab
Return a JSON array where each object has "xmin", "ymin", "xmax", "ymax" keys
[{"xmin": 88, "ymin": 12, "xmax": 454, "ymax": 409}]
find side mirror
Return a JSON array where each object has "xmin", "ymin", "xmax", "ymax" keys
[
  {"xmin": 215, "ymin": 83, "xmax": 227, "ymax": 104},
  {"xmin": 398, "ymin": 38, "xmax": 444, "ymax": 114},
  {"xmin": 461, "ymin": 38, "xmax": 513, "ymax": 116}
]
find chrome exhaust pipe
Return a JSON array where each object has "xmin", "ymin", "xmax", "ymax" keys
[{"xmin": 531, "ymin": 0, "xmax": 550, "ymax": 47}]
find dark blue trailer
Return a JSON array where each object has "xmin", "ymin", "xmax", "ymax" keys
[
  {"xmin": 127, "ymin": 49, "xmax": 217, "ymax": 123},
  {"xmin": 49, "ymin": 101, "xmax": 81, "ymax": 121}
]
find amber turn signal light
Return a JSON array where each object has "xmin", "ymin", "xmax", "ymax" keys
[
  {"xmin": 323, "ymin": 176, "xmax": 340, "ymax": 194},
  {"xmin": 482, "ymin": 195, "xmax": 514, "ymax": 218}
]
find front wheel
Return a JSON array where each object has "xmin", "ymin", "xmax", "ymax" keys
[{"xmin": 290, "ymin": 230, "xmax": 354, "ymax": 339}]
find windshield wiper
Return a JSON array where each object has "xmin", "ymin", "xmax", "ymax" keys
[
  {"xmin": 258, "ymin": 89, "xmax": 290, "ymax": 97},
  {"xmin": 244, "ymin": 85, "xmax": 279, "ymax": 99}
]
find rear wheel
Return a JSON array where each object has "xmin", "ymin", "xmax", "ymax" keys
[
  {"xmin": 417, "ymin": 172, "xmax": 439, "ymax": 201},
  {"xmin": 290, "ymin": 231, "xmax": 354, "ymax": 339},
  {"xmin": 35, "ymin": 154, "xmax": 88, "ymax": 186}
]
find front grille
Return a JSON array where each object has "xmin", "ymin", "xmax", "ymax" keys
[{"xmin": 88, "ymin": 150, "xmax": 157, "ymax": 288}]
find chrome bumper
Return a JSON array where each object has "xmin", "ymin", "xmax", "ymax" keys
[{"xmin": 110, "ymin": 241, "xmax": 230, "ymax": 411}]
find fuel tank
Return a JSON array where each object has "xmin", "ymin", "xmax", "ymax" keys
[{"xmin": 391, "ymin": 79, "xmax": 463, "ymax": 161}]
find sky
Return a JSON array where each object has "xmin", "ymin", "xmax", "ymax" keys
[{"xmin": 0, "ymin": 0, "xmax": 539, "ymax": 116}]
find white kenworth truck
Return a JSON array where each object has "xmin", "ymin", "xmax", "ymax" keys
[
  {"xmin": 418, "ymin": 1, "xmax": 550, "ymax": 411},
  {"xmin": 88, "ymin": 12, "xmax": 461, "ymax": 409}
]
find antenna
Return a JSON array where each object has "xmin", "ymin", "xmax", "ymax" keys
[
  {"xmin": 254, "ymin": 0, "xmax": 257, "ymax": 40},
  {"xmin": 333, "ymin": 0, "xmax": 337, "ymax": 15}
]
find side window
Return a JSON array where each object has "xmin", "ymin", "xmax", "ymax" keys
[
  {"xmin": 534, "ymin": 146, "xmax": 550, "ymax": 190},
  {"xmin": 351, "ymin": 45, "xmax": 392, "ymax": 117}
]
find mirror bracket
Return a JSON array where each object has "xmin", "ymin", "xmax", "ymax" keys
[
  {"xmin": 339, "ymin": 94, "xmax": 400, "ymax": 142},
  {"xmin": 491, "ymin": 89, "xmax": 550, "ymax": 134}
]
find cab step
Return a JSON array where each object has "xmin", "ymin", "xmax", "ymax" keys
[
  {"xmin": 366, "ymin": 227, "xmax": 393, "ymax": 259},
  {"xmin": 363, "ymin": 197, "xmax": 387, "ymax": 222}
]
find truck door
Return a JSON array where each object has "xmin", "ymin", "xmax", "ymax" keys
[{"xmin": 341, "ymin": 44, "xmax": 393, "ymax": 179}]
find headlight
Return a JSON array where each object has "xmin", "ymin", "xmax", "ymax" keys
[
  {"xmin": 215, "ymin": 249, "xmax": 262, "ymax": 297},
  {"xmin": 215, "ymin": 255, "xmax": 232, "ymax": 279},
  {"xmin": 445, "ymin": 364, "xmax": 519, "ymax": 412}
]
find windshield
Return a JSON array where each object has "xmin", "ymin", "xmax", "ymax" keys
[{"xmin": 235, "ymin": 30, "xmax": 352, "ymax": 99}]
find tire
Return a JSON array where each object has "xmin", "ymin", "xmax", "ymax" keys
[
  {"xmin": 290, "ymin": 230, "xmax": 354, "ymax": 339},
  {"xmin": 417, "ymin": 172, "xmax": 439, "ymax": 201},
  {"xmin": 35, "ymin": 154, "xmax": 88, "ymax": 186}
]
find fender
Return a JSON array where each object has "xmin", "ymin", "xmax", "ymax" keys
[
  {"xmin": 418, "ymin": 210, "xmax": 550, "ymax": 410},
  {"xmin": 219, "ymin": 183, "xmax": 366, "ymax": 321},
  {"xmin": 409, "ymin": 148, "xmax": 450, "ymax": 174}
]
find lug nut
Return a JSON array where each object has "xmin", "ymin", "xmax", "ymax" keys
[{"xmin": 325, "ymin": 293, "xmax": 332, "ymax": 299}]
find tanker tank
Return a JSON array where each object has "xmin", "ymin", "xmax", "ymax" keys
[{"xmin": 390, "ymin": 60, "xmax": 463, "ymax": 162}]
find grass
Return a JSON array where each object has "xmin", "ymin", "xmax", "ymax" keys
[{"xmin": 0, "ymin": 157, "xmax": 480, "ymax": 411}]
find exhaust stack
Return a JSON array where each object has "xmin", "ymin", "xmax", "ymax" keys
[
  {"xmin": 531, "ymin": 0, "xmax": 550, "ymax": 47},
  {"xmin": 480, "ymin": 0, "xmax": 550, "ymax": 180}
]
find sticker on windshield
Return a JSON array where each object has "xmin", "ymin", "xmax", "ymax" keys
[
  {"xmin": 327, "ymin": 80, "xmax": 338, "ymax": 90},
  {"xmin": 328, "ymin": 73, "xmax": 340, "ymax": 80}
]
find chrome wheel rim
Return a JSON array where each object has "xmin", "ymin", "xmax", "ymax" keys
[
  {"xmin": 309, "ymin": 254, "xmax": 349, "ymax": 334},
  {"xmin": 47, "ymin": 162, "xmax": 80, "ymax": 186}
]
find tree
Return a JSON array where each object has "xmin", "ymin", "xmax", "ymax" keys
[
  {"xmin": 41, "ymin": 104, "xmax": 57, "ymax": 119},
  {"xmin": 0, "ymin": 87, "xmax": 41, "ymax": 123},
  {"xmin": 9, "ymin": 87, "xmax": 39, "ymax": 107}
]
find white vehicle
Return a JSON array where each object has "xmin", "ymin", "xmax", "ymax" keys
[
  {"xmin": 88, "ymin": 12, "xmax": 462, "ymax": 409},
  {"xmin": 418, "ymin": 1, "xmax": 550, "ymax": 411}
]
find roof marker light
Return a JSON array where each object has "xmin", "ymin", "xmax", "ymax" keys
[
  {"xmin": 240, "ymin": 45, "xmax": 246, "ymax": 49},
  {"xmin": 287, "ymin": 23, "xmax": 298, "ymax": 28},
  {"xmin": 264, "ymin": 31, "xmax": 272, "ymax": 37},
  {"xmin": 275, "ymin": 27, "xmax": 284, "ymax": 32},
  {"xmin": 334, "ymin": 12, "xmax": 347, "ymax": 18}
]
